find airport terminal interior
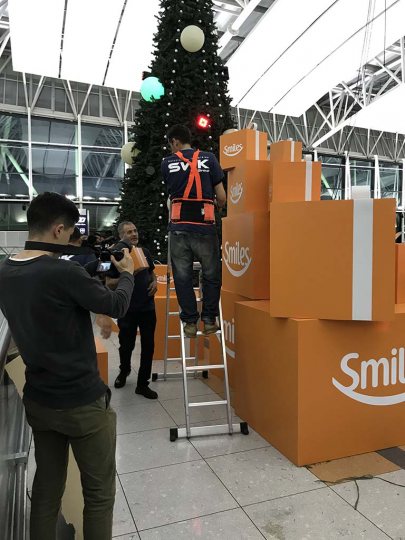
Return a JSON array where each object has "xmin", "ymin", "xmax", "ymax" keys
[{"xmin": 2, "ymin": 0, "xmax": 405, "ymax": 539}]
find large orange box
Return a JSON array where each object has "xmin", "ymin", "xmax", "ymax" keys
[
  {"xmin": 234, "ymin": 301, "xmax": 405, "ymax": 465},
  {"xmin": 227, "ymin": 161, "xmax": 270, "ymax": 216},
  {"xmin": 396, "ymin": 244, "xmax": 405, "ymax": 303},
  {"xmin": 219, "ymin": 129, "xmax": 268, "ymax": 170},
  {"xmin": 222, "ymin": 212, "xmax": 270, "ymax": 299},
  {"xmin": 202, "ymin": 289, "xmax": 249, "ymax": 389},
  {"xmin": 270, "ymin": 139, "xmax": 302, "ymax": 162},
  {"xmin": 269, "ymin": 160, "xmax": 321, "ymax": 203},
  {"xmin": 270, "ymin": 199, "xmax": 396, "ymax": 321}
]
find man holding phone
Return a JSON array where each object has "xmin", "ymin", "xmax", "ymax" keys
[
  {"xmin": 0, "ymin": 192, "xmax": 135, "ymax": 540},
  {"xmin": 107, "ymin": 221, "xmax": 158, "ymax": 399}
]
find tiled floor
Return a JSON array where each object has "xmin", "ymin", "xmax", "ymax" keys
[{"xmin": 27, "ymin": 333, "xmax": 405, "ymax": 538}]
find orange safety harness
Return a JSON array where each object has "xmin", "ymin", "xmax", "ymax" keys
[{"xmin": 170, "ymin": 150, "xmax": 215, "ymax": 225}]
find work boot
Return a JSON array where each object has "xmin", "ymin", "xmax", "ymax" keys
[
  {"xmin": 114, "ymin": 371, "xmax": 129, "ymax": 389},
  {"xmin": 184, "ymin": 322, "xmax": 197, "ymax": 338},
  {"xmin": 135, "ymin": 386, "xmax": 158, "ymax": 399},
  {"xmin": 203, "ymin": 321, "xmax": 219, "ymax": 335}
]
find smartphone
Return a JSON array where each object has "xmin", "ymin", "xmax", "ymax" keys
[{"xmin": 96, "ymin": 261, "xmax": 112, "ymax": 273}]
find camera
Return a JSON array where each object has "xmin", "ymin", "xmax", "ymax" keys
[{"xmin": 96, "ymin": 248, "xmax": 126, "ymax": 274}]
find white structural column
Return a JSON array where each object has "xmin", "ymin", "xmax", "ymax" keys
[
  {"xmin": 27, "ymin": 107, "xmax": 33, "ymax": 200},
  {"xmin": 344, "ymin": 152, "xmax": 351, "ymax": 200},
  {"xmin": 374, "ymin": 155, "xmax": 381, "ymax": 199},
  {"xmin": 402, "ymin": 159, "xmax": 405, "ymax": 209},
  {"xmin": 77, "ymin": 114, "xmax": 83, "ymax": 206}
]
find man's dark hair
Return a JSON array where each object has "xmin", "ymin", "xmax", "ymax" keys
[
  {"xmin": 69, "ymin": 227, "xmax": 82, "ymax": 242},
  {"xmin": 167, "ymin": 124, "xmax": 191, "ymax": 145},
  {"xmin": 27, "ymin": 192, "xmax": 79, "ymax": 235}
]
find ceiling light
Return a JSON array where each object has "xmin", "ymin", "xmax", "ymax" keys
[
  {"xmin": 98, "ymin": 197, "xmax": 110, "ymax": 201},
  {"xmin": 83, "ymin": 196, "xmax": 94, "ymax": 200},
  {"xmin": 104, "ymin": 0, "xmax": 160, "ymax": 91},
  {"xmin": 226, "ymin": 0, "xmax": 337, "ymax": 106},
  {"xmin": 272, "ymin": 0, "xmax": 405, "ymax": 117},
  {"xmin": 345, "ymin": 84, "xmax": 405, "ymax": 135},
  {"xmin": 8, "ymin": 0, "xmax": 64, "ymax": 78},
  {"xmin": 61, "ymin": 0, "xmax": 125, "ymax": 86}
]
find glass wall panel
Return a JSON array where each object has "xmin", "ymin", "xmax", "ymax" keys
[
  {"xmin": 0, "ymin": 114, "xmax": 28, "ymax": 141},
  {"xmin": 31, "ymin": 117, "xmax": 77, "ymax": 145},
  {"xmin": 81, "ymin": 124, "xmax": 123, "ymax": 147},
  {"xmin": 0, "ymin": 143, "xmax": 29, "ymax": 198},
  {"xmin": 318, "ymin": 155, "xmax": 344, "ymax": 200},
  {"xmin": 350, "ymin": 159, "xmax": 374, "ymax": 195},
  {"xmin": 83, "ymin": 204, "xmax": 119, "ymax": 232},
  {"xmin": 380, "ymin": 161, "xmax": 400, "ymax": 203},
  {"xmin": 32, "ymin": 146, "xmax": 77, "ymax": 197}
]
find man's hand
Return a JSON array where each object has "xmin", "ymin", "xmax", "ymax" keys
[
  {"xmin": 148, "ymin": 276, "xmax": 158, "ymax": 297},
  {"xmin": 111, "ymin": 248, "xmax": 134, "ymax": 274}
]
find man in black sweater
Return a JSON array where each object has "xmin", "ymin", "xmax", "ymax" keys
[
  {"xmin": 0, "ymin": 192, "xmax": 135, "ymax": 540},
  {"xmin": 108, "ymin": 221, "xmax": 158, "ymax": 399}
]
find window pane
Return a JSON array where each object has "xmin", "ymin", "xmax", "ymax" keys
[
  {"xmin": 83, "ymin": 204, "xmax": 118, "ymax": 232},
  {"xmin": 31, "ymin": 117, "xmax": 77, "ymax": 145},
  {"xmin": 0, "ymin": 202, "xmax": 28, "ymax": 230},
  {"xmin": 0, "ymin": 114, "xmax": 28, "ymax": 141},
  {"xmin": 0, "ymin": 143, "xmax": 29, "ymax": 197},
  {"xmin": 380, "ymin": 166, "xmax": 400, "ymax": 202},
  {"xmin": 32, "ymin": 146, "xmax": 77, "ymax": 197},
  {"xmin": 82, "ymin": 149, "xmax": 123, "ymax": 200},
  {"xmin": 81, "ymin": 124, "xmax": 123, "ymax": 147},
  {"xmin": 321, "ymin": 165, "xmax": 343, "ymax": 200},
  {"xmin": 350, "ymin": 167, "xmax": 373, "ymax": 187},
  {"xmin": 319, "ymin": 155, "xmax": 344, "ymax": 165}
]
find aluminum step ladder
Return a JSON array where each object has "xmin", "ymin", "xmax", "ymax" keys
[
  {"xmin": 169, "ymin": 283, "xmax": 249, "ymax": 441},
  {"xmin": 152, "ymin": 261, "xmax": 207, "ymax": 381}
]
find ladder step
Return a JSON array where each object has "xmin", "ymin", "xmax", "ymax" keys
[
  {"xmin": 168, "ymin": 335, "xmax": 180, "ymax": 339},
  {"xmin": 167, "ymin": 357, "xmax": 195, "ymax": 362},
  {"xmin": 196, "ymin": 330, "xmax": 221, "ymax": 336},
  {"xmin": 185, "ymin": 364, "xmax": 224, "ymax": 371},
  {"xmin": 169, "ymin": 311, "xmax": 179, "ymax": 315},
  {"xmin": 188, "ymin": 400, "xmax": 228, "ymax": 408}
]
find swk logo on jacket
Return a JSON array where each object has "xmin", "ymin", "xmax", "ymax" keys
[
  {"xmin": 223, "ymin": 241, "xmax": 252, "ymax": 277},
  {"xmin": 332, "ymin": 347, "xmax": 405, "ymax": 405}
]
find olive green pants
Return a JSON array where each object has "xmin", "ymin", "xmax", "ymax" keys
[{"xmin": 24, "ymin": 392, "xmax": 116, "ymax": 540}]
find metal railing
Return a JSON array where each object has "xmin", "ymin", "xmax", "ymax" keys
[{"xmin": 0, "ymin": 311, "xmax": 30, "ymax": 540}]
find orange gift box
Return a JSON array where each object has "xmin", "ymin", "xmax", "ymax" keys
[
  {"xmin": 270, "ymin": 199, "xmax": 396, "ymax": 321},
  {"xmin": 130, "ymin": 247, "xmax": 150, "ymax": 272},
  {"xmin": 269, "ymin": 160, "xmax": 321, "ymax": 203},
  {"xmin": 234, "ymin": 300, "xmax": 405, "ymax": 465},
  {"xmin": 396, "ymin": 244, "xmax": 405, "ymax": 303},
  {"xmin": 95, "ymin": 337, "xmax": 108, "ymax": 385},
  {"xmin": 227, "ymin": 161, "xmax": 270, "ymax": 216},
  {"xmin": 222, "ymin": 212, "xmax": 270, "ymax": 299},
  {"xmin": 219, "ymin": 129, "xmax": 268, "ymax": 171},
  {"xmin": 269, "ymin": 139, "xmax": 302, "ymax": 163}
]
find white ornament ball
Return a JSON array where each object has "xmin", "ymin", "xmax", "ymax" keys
[
  {"xmin": 120, "ymin": 142, "xmax": 140, "ymax": 165},
  {"xmin": 180, "ymin": 25, "xmax": 205, "ymax": 53}
]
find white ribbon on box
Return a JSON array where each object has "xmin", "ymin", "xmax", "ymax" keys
[{"xmin": 352, "ymin": 199, "xmax": 374, "ymax": 320}]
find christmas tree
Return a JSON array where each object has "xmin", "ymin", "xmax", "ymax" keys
[{"xmin": 118, "ymin": 0, "xmax": 234, "ymax": 261}]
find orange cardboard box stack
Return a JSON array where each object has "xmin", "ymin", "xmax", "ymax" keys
[{"xmin": 217, "ymin": 132, "xmax": 401, "ymax": 466}]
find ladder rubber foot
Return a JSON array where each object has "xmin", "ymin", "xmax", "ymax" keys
[
  {"xmin": 170, "ymin": 427, "xmax": 178, "ymax": 442},
  {"xmin": 152, "ymin": 373, "xmax": 158, "ymax": 382},
  {"xmin": 240, "ymin": 422, "xmax": 249, "ymax": 435},
  {"xmin": 202, "ymin": 370, "xmax": 209, "ymax": 379}
]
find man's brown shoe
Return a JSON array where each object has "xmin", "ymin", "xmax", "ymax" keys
[
  {"xmin": 203, "ymin": 321, "xmax": 219, "ymax": 335},
  {"xmin": 184, "ymin": 323, "xmax": 197, "ymax": 338}
]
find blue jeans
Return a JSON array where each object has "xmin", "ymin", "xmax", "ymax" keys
[{"xmin": 169, "ymin": 231, "xmax": 221, "ymax": 323}]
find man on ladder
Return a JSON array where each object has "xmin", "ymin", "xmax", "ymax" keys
[{"xmin": 161, "ymin": 124, "xmax": 226, "ymax": 338}]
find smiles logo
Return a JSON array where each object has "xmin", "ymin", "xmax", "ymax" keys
[
  {"xmin": 230, "ymin": 182, "xmax": 243, "ymax": 204},
  {"xmin": 223, "ymin": 143, "xmax": 243, "ymax": 157},
  {"xmin": 223, "ymin": 241, "xmax": 252, "ymax": 277},
  {"xmin": 332, "ymin": 347, "xmax": 405, "ymax": 406}
]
